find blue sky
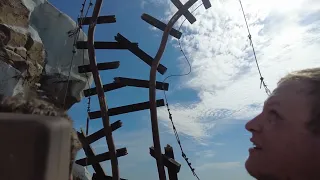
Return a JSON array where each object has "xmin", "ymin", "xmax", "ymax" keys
[{"xmin": 50, "ymin": 0, "xmax": 320, "ymax": 179}]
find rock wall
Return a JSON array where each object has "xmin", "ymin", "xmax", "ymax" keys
[
  {"xmin": 0, "ymin": 0, "xmax": 93, "ymax": 109},
  {"xmin": 73, "ymin": 163, "xmax": 92, "ymax": 180}
]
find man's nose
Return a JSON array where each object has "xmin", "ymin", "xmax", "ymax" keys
[{"xmin": 245, "ymin": 114, "xmax": 263, "ymax": 133}]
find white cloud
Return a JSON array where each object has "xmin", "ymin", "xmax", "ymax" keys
[
  {"xmin": 157, "ymin": 0, "xmax": 320, "ymax": 140},
  {"xmin": 139, "ymin": 0, "xmax": 169, "ymax": 9},
  {"xmin": 197, "ymin": 161, "xmax": 241, "ymax": 170},
  {"xmin": 195, "ymin": 149, "xmax": 216, "ymax": 158},
  {"xmin": 140, "ymin": 0, "xmax": 147, "ymax": 9}
]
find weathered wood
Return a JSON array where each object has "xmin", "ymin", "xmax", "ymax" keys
[
  {"xmin": 149, "ymin": 1, "xmax": 198, "ymax": 179},
  {"xmin": 86, "ymin": 0, "xmax": 119, "ymax": 178},
  {"xmin": 165, "ymin": 145, "xmax": 179, "ymax": 180},
  {"xmin": 85, "ymin": 120, "xmax": 122, "ymax": 145},
  {"xmin": 92, "ymin": 173, "xmax": 127, "ymax": 180},
  {"xmin": 76, "ymin": 41, "xmax": 138, "ymax": 49},
  {"xmin": 83, "ymin": 83, "xmax": 126, "ymax": 97},
  {"xmin": 171, "ymin": 0, "xmax": 196, "ymax": 24},
  {"xmin": 78, "ymin": 15, "xmax": 116, "ymax": 25},
  {"xmin": 78, "ymin": 61, "xmax": 120, "ymax": 73},
  {"xmin": 76, "ymin": 148, "xmax": 127, "ymax": 166},
  {"xmin": 76, "ymin": 129, "xmax": 106, "ymax": 176},
  {"xmin": 141, "ymin": 13, "xmax": 182, "ymax": 39},
  {"xmin": 115, "ymin": 33, "xmax": 167, "ymax": 75},
  {"xmin": 202, "ymin": 0, "xmax": 212, "ymax": 9},
  {"xmin": 89, "ymin": 99, "xmax": 165, "ymax": 120},
  {"xmin": 114, "ymin": 77, "xmax": 169, "ymax": 91},
  {"xmin": 149, "ymin": 147, "xmax": 181, "ymax": 173}
]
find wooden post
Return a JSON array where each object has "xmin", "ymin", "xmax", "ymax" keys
[
  {"xmin": 87, "ymin": 0, "xmax": 120, "ymax": 179},
  {"xmin": 165, "ymin": 145, "xmax": 178, "ymax": 180},
  {"xmin": 148, "ymin": 1, "xmax": 198, "ymax": 180}
]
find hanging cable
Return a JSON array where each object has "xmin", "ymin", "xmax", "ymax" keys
[
  {"xmin": 238, "ymin": 0, "xmax": 271, "ymax": 96},
  {"xmin": 162, "ymin": 3, "xmax": 203, "ymax": 180},
  {"xmin": 82, "ymin": 30, "xmax": 92, "ymax": 137},
  {"xmin": 80, "ymin": 0, "xmax": 93, "ymax": 137},
  {"xmin": 62, "ymin": 0, "xmax": 93, "ymax": 110},
  {"xmin": 162, "ymin": 2, "xmax": 261, "ymax": 178},
  {"xmin": 69, "ymin": 0, "xmax": 94, "ymax": 169}
]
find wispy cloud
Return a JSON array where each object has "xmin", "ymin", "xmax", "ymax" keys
[
  {"xmin": 139, "ymin": 0, "xmax": 169, "ymax": 9},
  {"xmin": 197, "ymin": 161, "xmax": 241, "ymax": 170},
  {"xmin": 140, "ymin": 0, "xmax": 147, "ymax": 9},
  {"xmin": 156, "ymin": 0, "xmax": 320, "ymax": 140},
  {"xmin": 195, "ymin": 149, "xmax": 216, "ymax": 158}
]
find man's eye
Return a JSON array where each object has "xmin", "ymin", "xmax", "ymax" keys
[
  {"xmin": 270, "ymin": 110, "xmax": 277, "ymax": 115},
  {"xmin": 269, "ymin": 110, "xmax": 281, "ymax": 120}
]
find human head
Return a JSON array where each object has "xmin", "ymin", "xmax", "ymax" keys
[
  {"xmin": 245, "ymin": 67, "xmax": 320, "ymax": 180},
  {"xmin": 0, "ymin": 95, "xmax": 82, "ymax": 180}
]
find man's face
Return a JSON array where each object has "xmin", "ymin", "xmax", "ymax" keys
[{"xmin": 245, "ymin": 80, "xmax": 320, "ymax": 179}]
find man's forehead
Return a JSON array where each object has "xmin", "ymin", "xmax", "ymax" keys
[
  {"xmin": 264, "ymin": 80, "xmax": 311, "ymax": 107},
  {"xmin": 276, "ymin": 80, "xmax": 311, "ymax": 94},
  {"xmin": 263, "ymin": 86, "xmax": 283, "ymax": 105}
]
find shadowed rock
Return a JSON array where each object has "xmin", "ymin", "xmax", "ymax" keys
[{"xmin": 0, "ymin": 0, "xmax": 93, "ymax": 110}]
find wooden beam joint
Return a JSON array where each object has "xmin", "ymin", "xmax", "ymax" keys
[
  {"xmin": 89, "ymin": 99, "xmax": 165, "ymax": 119},
  {"xmin": 171, "ymin": 0, "xmax": 196, "ymax": 24},
  {"xmin": 76, "ymin": 130, "xmax": 106, "ymax": 176},
  {"xmin": 115, "ymin": 33, "xmax": 167, "ymax": 75},
  {"xmin": 82, "ymin": 120, "xmax": 122, "ymax": 145},
  {"xmin": 76, "ymin": 148, "xmax": 127, "ymax": 166},
  {"xmin": 78, "ymin": 15, "xmax": 117, "ymax": 25},
  {"xmin": 202, "ymin": 0, "xmax": 212, "ymax": 9},
  {"xmin": 114, "ymin": 77, "xmax": 169, "ymax": 90},
  {"xmin": 83, "ymin": 83, "xmax": 126, "ymax": 97},
  {"xmin": 141, "ymin": 13, "xmax": 182, "ymax": 39},
  {"xmin": 78, "ymin": 61, "xmax": 120, "ymax": 73},
  {"xmin": 165, "ymin": 145, "xmax": 179, "ymax": 180},
  {"xmin": 76, "ymin": 41, "xmax": 138, "ymax": 49},
  {"xmin": 149, "ymin": 147, "xmax": 181, "ymax": 173}
]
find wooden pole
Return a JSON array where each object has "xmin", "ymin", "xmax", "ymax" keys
[
  {"xmin": 87, "ymin": 0, "xmax": 120, "ymax": 179},
  {"xmin": 148, "ymin": 1, "xmax": 198, "ymax": 180}
]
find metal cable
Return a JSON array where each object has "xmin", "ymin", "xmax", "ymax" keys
[
  {"xmin": 238, "ymin": 0, "xmax": 271, "ymax": 95},
  {"xmin": 62, "ymin": 0, "xmax": 93, "ymax": 109},
  {"xmin": 162, "ymin": 3, "xmax": 203, "ymax": 180}
]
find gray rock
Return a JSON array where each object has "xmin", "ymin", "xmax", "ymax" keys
[
  {"xmin": 72, "ymin": 163, "xmax": 92, "ymax": 180},
  {"xmin": 0, "ymin": 0, "xmax": 93, "ymax": 109}
]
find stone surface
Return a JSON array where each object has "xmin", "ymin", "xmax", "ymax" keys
[
  {"xmin": 0, "ymin": 0, "xmax": 30, "ymax": 27},
  {"xmin": 0, "ymin": 60, "xmax": 24, "ymax": 96},
  {"xmin": 72, "ymin": 163, "xmax": 92, "ymax": 180},
  {"xmin": 0, "ymin": 0, "xmax": 93, "ymax": 110}
]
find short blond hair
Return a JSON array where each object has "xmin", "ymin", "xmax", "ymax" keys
[{"xmin": 278, "ymin": 67, "xmax": 320, "ymax": 135}]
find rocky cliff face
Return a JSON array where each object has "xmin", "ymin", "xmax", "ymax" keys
[
  {"xmin": 73, "ymin": 163, "xmax": 92, "ymax": 180},
  {"xmin": 0, "ymin": 0, "xmax": 92, "ymax": 109}
]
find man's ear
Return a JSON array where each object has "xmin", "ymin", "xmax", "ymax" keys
[{"xmin": 70, "ymin": 174, "xmax": 73, "ymax": 180}]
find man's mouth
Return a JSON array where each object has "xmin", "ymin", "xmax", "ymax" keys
[
  {"xmin": 249, "ymin": 139, "xmax": 262, "ymax": 152},
  {"xmin": 252, "ymin": 143, "xmax": 262, "ymax": 150}
]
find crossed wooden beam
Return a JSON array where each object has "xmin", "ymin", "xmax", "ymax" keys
[
  {"xmin": 146, "ymin": 0, "xmax": 211, "ymax": 180},
  {"xmin": 75, "ymin": 0, "xmax": 211, "ymax": 180}
]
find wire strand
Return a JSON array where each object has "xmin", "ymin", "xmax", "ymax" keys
[
  {"xmin": 238, "ymin": 0, "xmax": 271, "ymax": 96},
  {"xmin": 77, "ymin": 0, "xmax": 93, "ymax": 169},
  {"xmin": 62, "ymin": 0, "xmax": 93, "ymax": 109},
  {"xmin": 61, "ymin": 0, "xmax": 93, "ymax": 169},
  {"xmin": 162, "ymin": 3, "xmax": 203, "ymax": 180}
]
